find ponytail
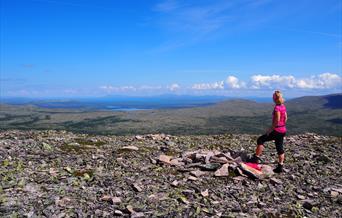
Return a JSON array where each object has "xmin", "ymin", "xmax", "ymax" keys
[{"xmin": 273, "ymin": 90, "xmax": 285, "ymax": 104}]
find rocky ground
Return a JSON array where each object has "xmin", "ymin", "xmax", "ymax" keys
[{"xmin": 0, "ymin": 130, "xmax": 341, "ymax": 217}]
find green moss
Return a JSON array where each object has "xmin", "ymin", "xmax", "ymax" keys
[
  {"xmin": 60, "ymin": 143, "xmax": 93, "ymax": 153},
  {"xmin": 0, "ymin": 195, "xmax": 7, "ymax": 204},
  {"xmin": 15, "ymin": 161, "xmax": 24, "ymax": 171},
  {"xmin": 311, "ymin": 207, "xmax": 319, "ymax": 213},
  {"xmin": 17, "ymin": 179, "xmax": 25, "ymax": 188},
  {"xmin": 3, "ymin": 159, "xmax": 10, "ymax": 167},
  {"xmin": 164, "ymin": 149, "xmax": 180, "ymax": 156},
  {"xmin": 75, "ymin": 138, "xmax": 106, "ymax": 147},
  {"xmin": 42, "ymin": 142, "xmax": 53, "ymax": 151},
  {"xmin": 72, "ymin": 169, "xmax": 94, "ymax": 178}
]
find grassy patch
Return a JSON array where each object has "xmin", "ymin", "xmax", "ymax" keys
[
  {"xmin": 74, "ymin": 138, "xmax": 106, "ymax": 147},
  {"xmin": 59, "ymin": 143, "xmax": 97, "ymax": 153}
]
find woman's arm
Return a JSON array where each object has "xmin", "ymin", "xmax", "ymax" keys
[
  {"xmin": 285, "ymin": 112, "xmax": 287, "ymax": 123},
  {"xmin": 267, "ymin": 111, "xmax": 280, "ymax": 134}
]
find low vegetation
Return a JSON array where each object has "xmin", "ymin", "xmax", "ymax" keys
[{"xmin": 0, "ymin": 94, "xmax": 341, "ymax": 136}]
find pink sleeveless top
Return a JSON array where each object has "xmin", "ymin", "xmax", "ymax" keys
[{"xmin": 273, "ymin": 104, "xmax": 287, "ymax": 133}]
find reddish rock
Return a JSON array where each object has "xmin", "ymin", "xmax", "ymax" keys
[
  {"xmin": 158, "ymin": 154, "xmax": 172, "ymax": 164},
  {"xmin": 132, "ymin": 183, "xmax": 143, "ymax": 192},
  {"xmin": 112, "ymin": 197, "xmax": 122, "ymax": 204},
  {"xmin": 239, "ymin": 163, "xmax": 263, "ymax": 179},
  {"xmin": 171, "ymin": 180, "xmax": 179, "ymax": 187},
  {"xmin": 190, "ymin": 170, "xmax": 207, "ymax": 177},
  {"xmin": 135, "ymin": 135, "xmax": 144, "ymax": 140},
  {"xmin": 100, "ymin": 195, "xmax": 112, "ymax": 202},
  {"xmin": 170, "ymin": 158, "xmax": 184, "ymax": 166},
  {"xmin": 100, "ymin": 195, "xmax": 122, "ymax": 204},
  {"xmin": 205, "ymin": 151, "xmax": 215, "ymax": 163},
  {"xmin": 201, "ymin": 189, "xmax": 209, "ymax": 197},
  {"xmin": 188, "ymin": 176, "xmax": 198, "ymax": 181},
  {"xmin": 121, "ymin": 146, "xmax": 139, "ymax": 151},
  {"xmin": 214, "ymin": 163, "xmax": 229, "ymax": 177}
]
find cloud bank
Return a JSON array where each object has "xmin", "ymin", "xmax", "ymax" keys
[
  {"xmin": 3, "ymin": 73, "xmax": 340, "ymax": 97},
  {"xmin": 97, "ymin": 73, "xmax": 341, "ymax": 97},
  {"xmin": 191, "ymin": 73, "xmax": 341, "ymax": 91}
]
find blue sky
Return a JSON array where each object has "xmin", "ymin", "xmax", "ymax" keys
[{"xmin": 1, "ymin": 0, "xmax": 341, "ymax": 97}]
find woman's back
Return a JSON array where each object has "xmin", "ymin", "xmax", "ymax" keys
[{"xmin": 273, "ymin": 104, "xmax": 287, "ymax": 133}]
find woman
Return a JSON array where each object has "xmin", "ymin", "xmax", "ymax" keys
[{"xmin": 250, "ymin": 90, "xmax": 287, "ymax": 173}]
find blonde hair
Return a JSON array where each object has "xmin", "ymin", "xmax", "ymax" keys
[{"xmin": 273, "ymin": 90, "xmax": 285, "ymax": 104}]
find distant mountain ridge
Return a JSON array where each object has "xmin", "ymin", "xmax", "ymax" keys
[
  {"xmin": 286, "ymin": 93, "xmax": 342, "ymax": 110},
  {"xmin": 0, "ymin": 93, "xmax": 341, "ymax": 136}
]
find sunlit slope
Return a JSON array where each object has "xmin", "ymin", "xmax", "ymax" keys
[{"xmin": 0, "ymin": 94, "xmax": 341, "ymax": 136}]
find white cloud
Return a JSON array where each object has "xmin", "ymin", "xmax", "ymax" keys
[
  {"xmin": 99, "ymin": 85, "xmax": 137, "ymax": 92},
  {"xmin": 99, "ymin": 85, "xmax": 110, "ymax": 91},
  {"xmin": 191, "ymin": 76, "xmax": 245, "ymax": 90},
  {"xmin": 250, "ymin": 75, "xmax": 296, "ymax": 89},
  {"xmin": 295, "ymin": 73, "xmax": 342, "ymax": 89},
  {"xmin": 4, "ymin": 72, "xmax": 340, "ymax": 98},
  {"xmin": 99, "ymin": 84, "xmax": 181, "ymax": 93},
  {"xmin": 168, "ymin": 83, "xmax": 180, "ymax": 91},
  {"xmin": 192, "ymin": 81, "xmax": 224, "ymax": 90},
  {"xmin": 140, "ymin": 85, "xmax": 163, "ymax": 90},
  {"xmin": 225, "ymin": 76, "xmax": 245, "ymax": 89},
  {"xmin": 250, "ymin": 73, "xmax": 341, "ymax": 89},
  {"xmin": 100, "ymin": 73, "xmax": 341, "ymax": 95},
  {"xmin": 190, "ymin": 73, "xmax": 341, "ymax": 91}
]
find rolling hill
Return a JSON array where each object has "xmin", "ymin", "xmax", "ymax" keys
[{"xmin": 0, "ymin": 93, "xmax": 341, "ymax": 136}]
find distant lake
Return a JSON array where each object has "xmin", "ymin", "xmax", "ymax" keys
[
  {"xmin": 0, "ymin": 95, "xmax": 274, "ymax": 111},
  {"xmin": 106, "ymin": 106, "xmax": 152, "ymax": 111}
]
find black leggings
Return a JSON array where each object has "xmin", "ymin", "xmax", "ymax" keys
[{"xmin": 257, "ymin": 130, "xmax": 286, "ymax": 155}]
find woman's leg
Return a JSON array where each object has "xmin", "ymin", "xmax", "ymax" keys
[
  {"xmin": 274, "ymin": 133, "xmax": 285, "ymax": 173},
  {"xmin": 251, "ymin": 132, "xmax": 275, "ymax": 163},
  {"xmin": 278, "ymin": 153, "xmax": 285, "ymax": 165},
  {"xmin": 255, "ymin": 134, "xmax": 267, "ymax": 156},
  {"xmin": 256, "ymin": 144, "xmax": 264, "ymax": 156}
]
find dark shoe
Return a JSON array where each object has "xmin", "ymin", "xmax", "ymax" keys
[
  {"xmin": 249, "ymin": 154, "xmax": 261, "ymax": 164},
  {"xmin": 273, "ymin": 163, "xmax": 284, "ymax": 173}
]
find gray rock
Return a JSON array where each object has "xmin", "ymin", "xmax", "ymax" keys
[
  {"xmin": 131, "ymin": 212, "xmax": 145, "ymax": 218},
  {"xmin": 190, "ymin": 170, "xmax": 207, "ymax": 177},
  {"xmin": 302, "ymin": 200, "xmax": 314, "ymax": 210},
  {"xmin": 121, "ymin": 146, "xmax": 139, "ymax": 151},
  {"xmin": 199, "ymin": 163, "xmax": 221, "ymax": 171},
  {"xmin": 270, "ymin": 178, "xmax": 283, "ymax": 185},
  {"xmin": 132, "ymin": 183, "xmax": 143, "ymax": 192},
  {"xmin": 114, "ymin": 210, "xmax": 124, "ymax": 216}
]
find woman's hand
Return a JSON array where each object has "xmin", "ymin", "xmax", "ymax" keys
[{"xmin": 266, "ymin": 128, "xmax": 273, "ymax": 135}]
